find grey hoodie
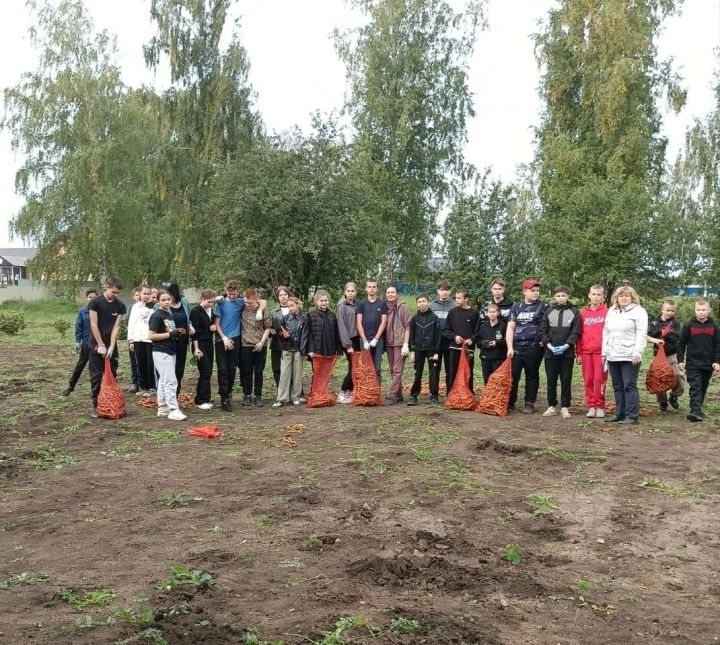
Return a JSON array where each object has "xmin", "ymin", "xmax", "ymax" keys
[
  {"xmin": 429, "ymin": 297, "xmax": 457, "ymax": 330},
  {"xmin": 336, "ymin": 297, "xmax": 358, "ymax": 349}
]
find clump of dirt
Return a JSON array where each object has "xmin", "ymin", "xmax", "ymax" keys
[{"xmin": 0, "ymin": 378, "xmax": 32, "ymax": 395}]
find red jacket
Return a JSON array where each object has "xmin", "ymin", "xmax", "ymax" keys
[{"xmin": 576, "ymin": 304, "xmax": 608, "ymax": 355}]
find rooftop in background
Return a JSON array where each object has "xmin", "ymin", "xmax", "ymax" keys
[{"xmin": 0, "ymin": 247, "xmax": 37, "ymax": 267}]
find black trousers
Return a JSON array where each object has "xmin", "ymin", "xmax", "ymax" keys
[
  {"xmin": 68, "ymin": 342, "xmax": 90, "ymax": 389},
  {"xmin": 134, "ymin": 342, "xmax": 156, "ymax": 390},
  {"xmin": 481, "ymin": 358, "xmax": 504, "ymax": 385},
  {"xmin": 175, "ymin": 337, "xmax": 188, "ymax": 395},
  {"xmin": 411, "ymin": 350, "xmax": 439, "ymax": 397},
  {"xmin": 341, "ymin": 337, "xmax": 362, "ymax": 391},
  {"xmin": 436, "ymin": 340, "xmax": 453, "ymax": 392},
  {"xmin": 242, "ymin": 346, "xmax": 267, "ymax": 397},
  {"xmin": 195, "ymin": 338, "xmax": 214, "ymax": 404},
  {"xmin": 215, "ymin": 336, "xmax": 241, "ymax": 401},
  {"xmin": 544, "ymin": 355, "xmax": 574, "ymax": 408},
  {"xmin": 509, "ymin": 346, "xmax": 544, "ymax": 408},
  {"xmin": 128, "ymin": 348, "xmax": 139, "ymax": 387},
  {"xmin": 271, "ymin": 349, "xmax": 282, "ymax": 386},
  {"xmin": 89, "ymin": 349, "xmax": 119, "ymax": 405},
  {"xmin": 448, "ymin": 349, "xmax": 474, "ymax": 392},
  {"xmin": 686, "ymin": 367, "xmax": 712, "ymax": 416}
]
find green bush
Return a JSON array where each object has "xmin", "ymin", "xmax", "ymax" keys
[
  {"xmin": 0, "ymin": 310, "xmax": 26, "ymax": 335},
  {"xmin": 52, "ymin": 319, "xmax": 72, "ymax": 338}
]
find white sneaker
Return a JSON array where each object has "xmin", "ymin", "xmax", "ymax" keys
[
  {"xmin": 197, "ymin": 403, "xmax": 213, "ymax": 411},
  {"xmin": 561, "ymin": 407, "xmax": 572, "ymax": 419},
  {"xmin": 595, "ymin": 409, "xmax": 606, "ymax": 418},
  {"xmin": 157, "ymin": 407, "xmax": 170, "ymax": 417},
  {"xmin": 272, "ymin": 401, "xmax": 285, "ymax": 408},
  {"xmin": 167, "ymin": 409, "xmax": 187, "ymax": 421},
  {"xmin": 345, "ymin": 391, "xmax": 354, "ymax": 404},
  {"xmin": 586, "ymin": 407, "xmax": 596, "ymax": 418},
  {"xmin": 336, "ymin": 391, "xmax": 348, "ymax": 404},
  {"xmin": 292, "ymin": 399, "xmax": 301, "ymax": 406},
  {"xmin": 543, "ymin": 406, "xmax": 557, "ymax": 417}
]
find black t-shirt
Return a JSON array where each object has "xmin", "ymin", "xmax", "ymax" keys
[
  {"xmin": 149, "ymin": 309, "xmax": 177, "ymax": 355},
  {"xmin": 87, "ymin": 295, "xmax": 126, "ymax": 349},
  {"xmin": 356, "ymin": 298, "xmax": 387, "ymax": 339}
]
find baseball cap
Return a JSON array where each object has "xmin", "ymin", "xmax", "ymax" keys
[{"xmin": 521, "ymin": 278, "xmax": 540, "ymax": 290}]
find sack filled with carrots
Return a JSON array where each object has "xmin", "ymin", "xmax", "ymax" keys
[
  {"xmin": 444, "ymin": 349, "xmax": 477, "ymax": 411},
  {"xmin": 476, "ymin": 356, "xmax": 512, "ymax": 416},
  {"xmin": 351, "ymin": 350, "xmax": 383, "ymax": 406},
  {"xmin": 307, "ymin": 355, "xmax": 340, "ymax": 408}
]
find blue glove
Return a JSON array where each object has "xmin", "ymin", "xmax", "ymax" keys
[
  {"xmin": 553, "ymin": 344, "xmax": 569, "ymax": 355},
  {"xmin": 546, "ymin": 344, "xmax": 556, "ymax": 353}
]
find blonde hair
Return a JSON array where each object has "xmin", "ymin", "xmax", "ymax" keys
[
  {"xmin": 610, "ymin": 286, "xmax": 640, "ymax": 307},
  {"xmin": 289, "ymin": 296, "xmax": 304, "ymax": 311},
  {"xmin": 313, "ymin": 289, "xmax": 330, "ymax": 305},
  {"xmin": 344, "ymin": 281, "xmax": 357, "ymax": 293}
]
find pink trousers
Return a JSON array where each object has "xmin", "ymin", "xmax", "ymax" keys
[{"xmin": 386, "ymin": 346, "xmax": 405, "ymax": 398}]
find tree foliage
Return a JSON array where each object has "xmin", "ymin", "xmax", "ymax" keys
[
  {"xmin": 3, "ymin": 0, "xmax": 170, "ymax": 291},
  {"xmin": 336, "ymin": 0, "xmax": 484, "ymax": 279},
  {"xmin": 205, "ymin": 116, "xmax": 382, "ymax": 299},
  {"xmin": 533, "ymin": 0, "xmax": 685, "ymax": 297}
]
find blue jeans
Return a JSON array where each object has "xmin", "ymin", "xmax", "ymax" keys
[{"xmin": 608, "ymin": 361, "xmax": 640, "ymax": 420}]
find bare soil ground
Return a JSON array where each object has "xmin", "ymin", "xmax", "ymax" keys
[{"xmin": 1, "ymin": 339, "xmax": 719, "ymax": 644}]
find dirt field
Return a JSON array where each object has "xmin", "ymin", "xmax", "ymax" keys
[{"xmin": 1, "ymin": 331, "xmax": 719, "ymax": 644}]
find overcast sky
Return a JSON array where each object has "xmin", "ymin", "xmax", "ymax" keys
[{"xmin": 0, "ymin": 0, "xmax": 718, "ymax": 248}]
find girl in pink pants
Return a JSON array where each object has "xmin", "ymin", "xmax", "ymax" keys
[
  {"xmin": 383, "ymin": 286, "xmax": 411, "ymax": 404},
  {"xmin": 577, "ymin": 284, "xmax": 608, "ymax": 418}
]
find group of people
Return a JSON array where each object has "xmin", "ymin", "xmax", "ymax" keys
[{"xmin": 65, "ymin": 275, "xmax": 720, "ymax": 424}]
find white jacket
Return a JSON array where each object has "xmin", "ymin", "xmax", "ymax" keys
[
  {"xmin": 602, "ymin": 303, "xmax": 648, "ymax": 362},
  {"xmin": 127, "ymin": 302, "xmax": 154, "ymax": 343}
]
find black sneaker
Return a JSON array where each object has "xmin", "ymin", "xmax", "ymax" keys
[
  {"xmin": 221, "ymin": 399, "xmax": 232, "ymax": 412},
  {"xmin": 90, "ymin": 407, "xmax": 99, "ymax": 419},
  {"xmin": 659, "ymin": 404, "xmax": 668, "ymax": 413},
  {"xmin": 605, "ymin": 415, "xmax": 624, "ymax": 422},
  {"xmin": 406, "ymin": 396, "xmax": 418, "ymax": 406},
  {"xmin": 687, "ymin": 413, "xmax": 703, "ymax": 423},
  {"xmin": 384, "ymin": 396, "xmax": 400, "ymax": 405},
  {"xmin": 523, "ymin": 403, "xmax": 535, "ymax": 414},
  {"xmin": 254, "ymin": 397, "xmax": 264, "ymax": 408},
  {"xmin": 242, "ymin": 395, "xmax": 253, "ymax": 407},
  {"xmin": 668, "ymin": 395, "xmax": 680, "ymax": 411},
  {"xmin": 618, "ymin": 418, "xmax": 639, "ymax": 425},
  {"xmin": 428, "ymin": 396, "xmax": 439, "ymax": 405},
  {"xmin": 62, "ymin": 386, "xmax": 73, "ymax": 397}
]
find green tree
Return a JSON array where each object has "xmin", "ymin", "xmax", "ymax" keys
[
  {"xmin": 144, "ymin": 0, "xmax": 261, "ymax": 282},
  {"xmin": 533, "ymin": 0, "xmax": 685, "ymax": 297},
  {"xmin": 3, "ymin": 0, "xmax": 169, "ymax": 291},
  {"xmin": 444, "ymin": 170, "xmax": 537, "ymax": 302},
  {"xmin": 206, "ymin": 115, "xmax": 382, "ymax": 300},
  {"xmin": 336, "ymin": 0, "xmax": 484, "ymax": 280}
]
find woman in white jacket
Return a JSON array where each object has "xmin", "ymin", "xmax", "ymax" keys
[
  {"xmin": 127, "ymin": 285, "xmax": 156, "ymax": 396},
  {"xmin": 602, "ymin": 286, "xmax": 648, "ymax": 424}
]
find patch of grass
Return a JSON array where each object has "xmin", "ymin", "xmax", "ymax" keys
[
  {"xmin": 119, "ymin": 429, "xmax": 178, "ymax": 444},
  {"xmin": 116, "ymin": 606, "xmax": 155, "ymax": 626},
  {"xmin": 102, "ymin": 442, "xmax": 141, "ymax": 459},
  {"xmin": 530, "ymin": 445, "xmax": 596, "ymax": 462},
  {"xmin": 0, "ymin": 571, "xmax": 48, "ymax": 590},
  {"xmin": 646, "ymin": 427, "xmax": 668, "ymax": 437},
  {"xmin": 278, "ymin": 558, "xmax": 304, "ymax": 569},
  {"xmin": 388, "ymin": 617, "xmax": 420, "ymax": 634},
  {"xmin": 241, "ymin": 629, "xmax": 285, "ymax": 645},
  {"xmin": 116, "ymin": 628, "xmax": 168, "ymax": 645},
  {"xmin": 157, "ymin": 493, "xmax": 203, "ymax": 508},
  {"xmin": 282, "ymin": 575, "xmax": 321, "ymax": 589},
  {"xmin": 24, "ymin": 444, "xmax": 77, "ymax": 470},
  {"xmin": 254, "ymin": 514, "xmax": 275, "ymax": 534},
  {"xmin": 409, "ymin": 444, "xmax": 437, "ymax": 461},
  {"xmin": 53, "ymin": 418, "xmax": 90, "ymax": 436},
  {"xmin": 58, "ymin": 586, "xmax": 116, "ymax": 610},
  {"xmin": 574, "ymin": 467, "xmax": 604, "ymax": 485},
  {"xmin": 574, "ymin": 576, "xmax": 591, "ymax": 594},
  {"xmin": 242, "ymin": 553, "xmax": 260, "ymax": 566},
  {"xmin": 527, "ymin": 493, "xmax": 558, "ymax": 516},
  {"xmin": 156, "ymin": 566, "xmax": 215, "ymax": 592},
  {"xmin": 302, "ymin": 534, "xmax": 321, "ymax": 549},
  {"xmin": 426, "ymin": 428, "xmax": 460, "ymax": 444},
  {"xmin": 637, "ymin": 476, "xmax": 708, "ymax": 499},
  {"xmin": 501, "ymin": 544, "xmax": 523, "ymax": 566}
]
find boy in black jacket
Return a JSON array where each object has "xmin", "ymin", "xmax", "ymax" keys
[
  {"xmin": 190, "ymin": 289, "xmax": 217, "ymax": 410},
  {"xmin": 647, "ymin": 299, "xmax": 685, "ymax": 411},
  {"xmin": 407, "ymin": 294, "xmax": 441, "ymax": 405},
  {"xmin": 443, "ymin": 289, "xmax": 481, "ymax": 392},
  {"xmin": 678, "ymin": 300, "xmax": 720, "ymax": 422},
  {"xmin": 478, "ymin": 302, "xmax": 507, "ymax": 384},
  {"xmin": 540, "ymin": 285, "xmax": 581, "ymax": 419}
]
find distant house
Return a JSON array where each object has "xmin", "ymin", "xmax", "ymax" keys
[{"xmin": 0, "ymin": 248, "xmax": 37, "ymax": 285}]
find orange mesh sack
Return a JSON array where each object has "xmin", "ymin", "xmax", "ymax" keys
[
  {"xmin": 351, "ymin": 350, "xmax": 383, "ymax": 406},
  {"xmin": 476, "ymin": 356, "xmax": 512, "ymax": 416},
  {"xmin": 443, "ymin": 350, "xmax": 477, "ymax": 411},
  {"xmin": 308, "ymin": 355, "xmax": 340, "ymax": 408},
  {"xmin": 646, "ymin": 344, "xmax": 676, "ymax": 394},
  {"xmin": 97, "ymin": 359, "xmax": 126, "ymax": 419}
]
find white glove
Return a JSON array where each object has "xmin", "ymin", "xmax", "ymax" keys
[
  {"xmin": 363, "ymin": 340, "xmax": 370, "ymax": 351},
  {"xmin": 222, "ymin": 336, "xmax": 234, "ymax": 351},
  {"xmin": 255, "ymin": 308, "xmax": 263, "ymax": 321},
  {"xmin": 401, "ymin": 344, "xmax": 410, "ymax": 357},
  {"xmin": 253, "ymin": 341, "xmax": 264, "ymax": 352},
  {"xmin": 97, "ymin": 343, "xmax": 107, "ymax": 356},
  {"xmin": 106, "ymin": 344, "xmax": 115, "ymax": 359},
  {"xmin": 369, "ymin": 338, "xmax": 378, "ymax": 348}
]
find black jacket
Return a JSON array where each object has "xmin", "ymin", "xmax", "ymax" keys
[
  {"xmin": 279, "ymin": 312, "xmax": 308, "ymax": 354},
  {"xmin": 270, "ymin": 305, "xmax": 289, "ymax": 350},
  {"xmin": 189, "ymin": 305, "xmax": 214, "ymax": 343},
  {"xmin": 409, "ymin": 309, "xmax": 441, "ymax": 352},
  {"xmin": 678, "ymin": 318, "xmax": 720, "ymax": 369},
  {"xmin": 540, "ymin": 303, "xmax": 581, "ymax": 358},
  {"xmin": 479, "ymin": 297, "xmax": 513, "ymax": 322},
  {"xmin": 647, "ymin": 316, "xmax": 680, "ymax": 356},
  {"xmin": 443, "ymin": 306, "xmax": 481, "ymax": 350},
  {"xmin": 306, "ymin": 308, "xmax": 342, "ymax": 356},
  {"xmin": 478, "ymin": 318, "xmax": 507, "ymax": 361}
]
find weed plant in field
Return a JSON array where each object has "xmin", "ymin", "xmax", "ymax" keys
[
  {"xmin": 527, "ymin": 493, "xmax": 559, "ymax": 516},
  {"xmin": 157, "ymin": 493, "xmax": 203, "ymax": 508},
  {"xmin": 0, "ymin": 571, "xmax": 48, "ymax": 589},
  {"xmin": 23, "ymin": 444, "xmax": 76, "ymax": 469},
  {"xmin": 58, "ymin": 587, "xmax": 116, "ymax": 610},
  {"xmin": 501, "ymin": 544, "xmax": 523, "ymax": 565},
  {"xmin": 156, "ymin": 566, "xmax": 214, "ymax": 592}
]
